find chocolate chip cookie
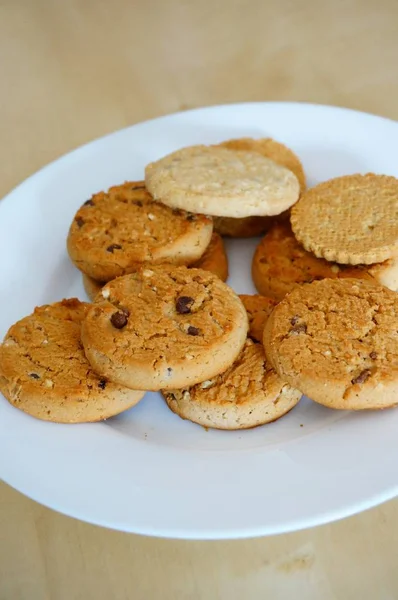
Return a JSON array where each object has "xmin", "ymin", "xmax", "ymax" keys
[
  {"xmin": 67, "ymin": 181, "xmax": 213, "ymax": 282},
  {"xmin": 163, "ymin": 339, "xmax": 301, "ymax": 429},
  {"xmin": 81, "ymin": 266, "xmax": 248, "ymax": 390},
  {"xmin": 0, "ymin": 299, "xmax": 145, "ymax": 422},
  {"xmin": 82, "ymin": 232, "xmax": 229, "ymax": 302},
  {"xmin": 263, "ymin": 279, "xmax": 398, "ymax": 410}
]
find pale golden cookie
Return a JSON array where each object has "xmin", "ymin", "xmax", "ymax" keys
[
  {"xmin": 218, "ymin": 137, "xmax": 306, "ymax": 192},
  {"xmin": 213, "ymin": 137, "xmax": 306, "ymax": 237},
  {"xmin": 0, "ymin": 299, "xmax": 145, "ymax": 423},
  {"xmin": 252, "ymin": 222, "xmax": 375, "ymax": 301},
  {"xmin": 192, "ymin": 232, "xmax": 229, "ymax": 281},
  {"xmin": 291, "ymin": 174, "xmax": 398, "ymax": 265},
  {"xmin": 67, "ymin": 181, "xmax": 213, "ymax": 282},
  {"xmin": 263, "ymin": 279, "xmax": 398, "ymax": 410},
  {"xmin": 162, "ymin": 339, "xmax": 301, "ymax": 430},
  {"xmin": 145, "ymin": 145, "xmax": 300, "ymax": 218},
  {"xmin": 239, "ymin": 294, "xmax": 277, "ymax": 343},
  {"xmin": 82, "ymin": 232, "xmax": 229, "ymax": 302},
  {"xmin": 81, "ymin": 266, "xmax": 248, "ymax": 391}
]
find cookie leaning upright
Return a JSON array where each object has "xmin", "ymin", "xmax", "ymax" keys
[
  {"xmin": 0, "ymin": 299, "xmax": 145, "ymax": 423},
  {"xmin": 145, "ymin": 145, "xmax": 300, "ymax": 218},
  {"xmin": 81, "ymin": 266, "xmax": 248, "ymax": 391},
  {"xmin": 291, "ymin": 174, "xmax": 398, "ymax": 265},
  {"xmin": 67, "ymin": 181, "xmax": 213, "ymax": 282},
  {"xmin": 263, "ymin": 279, "xmax": 398, "ymax": 410}
]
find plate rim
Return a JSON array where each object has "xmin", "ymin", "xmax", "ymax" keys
[{"xmin": 2, "ymin": 100, "xmax": 398, "ymax": 205}]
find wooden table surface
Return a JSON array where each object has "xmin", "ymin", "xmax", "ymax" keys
[{"xmin": 2, "ymin": 1, "xmax": 398, "ymax": 598}]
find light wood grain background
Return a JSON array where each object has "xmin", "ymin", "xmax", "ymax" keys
[{"xmin": 1, "ymin": 0, "xmax": 398, "ymax": 598}]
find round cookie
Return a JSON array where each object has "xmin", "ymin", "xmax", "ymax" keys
[
  {"xmin": 0, "ymin": 299, "xmax": 145, "ymax": 423},
  {"xmin": 291, "ymin": 174, "xmax": 398, "ymax": 265},
  {"xmin": 213, "ymin": 137, "xmax": 306, "ymax": 238},
  {"xmin": 81, "ymin": 266, "xmax": 248, "ymax": 391},
  {"xmin": 252, "ymin": 222, "xmax": 375, "ymax": 301},
  {"xmin": 192, "ymin": 232, "xmax": 229, "ymax": 281},
  {"xmin": 145, "ymin": 145, "xmax": 300, "ymax": 218},
  {"xmin": 82, "ymin": 232, "xmax": 229, "ymax": 302},
  {"xmin": 162, "ymin": 339, "xmax": 301, "ymax": 430},
  {"xmin": 67, "ymin": 181, "xmax": 213, "ymax": 282},
  {"xmin": 263, "ymin": 279, "xmax": 398, "ymax": 410},
  {"xmin": 218, "ymin": 137, "xmax": 306, "ymax": 192},
  {"xmin": 239, "ymin": 294, "xmax": 277, "ymax": 343}
]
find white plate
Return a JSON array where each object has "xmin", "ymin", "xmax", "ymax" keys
[{"xmin": 1, "ymin": 102, "xmax": 398, "ymax": 540}]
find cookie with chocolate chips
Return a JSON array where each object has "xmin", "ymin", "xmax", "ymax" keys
[
  {"xmin": 162, "ymin": 339, "xmax": 301, "ymax": 430},
  {"xmin": 0, "ymin": 299, "xmax": 145, "ymax": 423},
  {"xmin": 67, "ymin": 181, "xmax": 213, "ymax": 282},
  {"xmin": 263, "ymin": 278, "xmax": 398, "ymax": 410},
  {"xmin": 81, "ymin": 232, "xmax": 229, "ymax": 302},
  {"xmin": 81, "ymin": 266, "xmax": 248, "ymax": 390}
]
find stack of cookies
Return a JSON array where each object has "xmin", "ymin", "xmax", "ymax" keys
[
  {"xmin": 67, "ymin": 181, "xmax": 228, "ymax": 297},
  {"xmin": 252, "ymin": 172, "xmax": 398, "ymax": 411},
  {"xmin": 1, "ymin": 136, "xmax": 398, "ymax": 427},
  {"xmin": 252, "ymin": 175, "xmax": 398, "ymax": 302}
]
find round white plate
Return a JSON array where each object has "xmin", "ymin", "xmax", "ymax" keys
[{"xmin": 1, "ymin": 102, "xmax": 398, "ymax": 540}]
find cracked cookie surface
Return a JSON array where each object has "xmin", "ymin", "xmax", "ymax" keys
[
  {"xmin": 67, "ymin": 181, "xmax": 213, "ymax": 281},
  {"xmin": 81, "ymin": 266, "xmax": 248, "ymax": 390},
  {"xmin": 0, "ymin": 299, "xmax": 145, "ymax": 422},
  {"xmin": 263, "ymin": 279, "xmax": 398, "ymax": 410},
  {"xmin": 291, "ymin": 174, "xmax": 398, "ymax": 265},
  {"xmin": 82, "ymin": 232, "xmax": 229, "ymax": 301},
  {"xmin": 145, "ymin": 145, "xmax": 300, "ymax": 218},
  {"xmin": 162, "ymin": 339, "xmax": 301, "ymax": 429}
]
